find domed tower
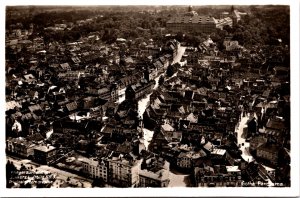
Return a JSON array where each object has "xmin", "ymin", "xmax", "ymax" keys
[{"xmin": 184, "ymin": 5, "xmax": 198, "ymax": 17}]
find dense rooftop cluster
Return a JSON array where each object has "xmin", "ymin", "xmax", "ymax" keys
[{"xmin": 5, "ymin": 5, "xmax": 290, "ymax": 188}]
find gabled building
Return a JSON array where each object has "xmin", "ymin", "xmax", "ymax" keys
[
  {"xmin": 107, "ymin": 152, "xmax": 142, "ymax": 187},
  {"xmin": 33, "ymin": 145, "xmax": 57, "ymax": 165},
  {"xmin": 139, "ymin": 156, "xmax": 170, "ymax": 187},
  {"xmin": 166, "ymin": 15, "xmax": 217, "ymax": 34},
  {"xmin": 6, "ymin": 137, "xmax": 37, "ymax": 158},
  {"xmin": 125, "ymin": 80, "xmax": 155, "ymax": 101},
  {"xmin": 256, "ymin": 143, "xmax": 281, "ymax": 166},
  {"xmin": 80, "ymin": 156, "xmax": 110, "ymax": 183}
]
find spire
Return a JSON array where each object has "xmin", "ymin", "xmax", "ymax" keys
[
  {"xmin": 231, "ymin": 5, "xmax": 235, "ymax": 13},
  {"xmin": 188, "ymin": 5, "xmax": 193, "ymax": 12}
]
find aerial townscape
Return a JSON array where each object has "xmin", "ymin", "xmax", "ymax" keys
[{"xmin": 5, "ymin": 5, "xmax": 290, "ymax": 188}]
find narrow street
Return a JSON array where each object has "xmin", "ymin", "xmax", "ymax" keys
[
  {"xmin": 138, "ymin": 93, "xmax": 154, "ymax": 150},
  {"xmin": 139, "ymin": 75, "xmax": 160, "ymax": 150},
  {"xmin": 139, "ymin": 46, "xmax": 186, "ymax": 150},
  {"xmin": 172, "ymin": 46, "xmax": 186, "ymax": 65},
  {"xmin": 165, "ymin": 46, "xmax": 187, "ymax": 82},
  {"xmin": 235, "ymin": 113, "xmax": 254, "ymax": 162},
  {"xmin": 141, "ymin": 46, "xmax": 191, "ymax": 186}
]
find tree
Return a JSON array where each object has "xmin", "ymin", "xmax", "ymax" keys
[
  {"xmin": 175, "ymin": 32, "xmax": 184, "ymax": 42},
  {"xmin": 92, "ymin": 178, "xmax": 105, "ymax": 187},
  {"xmin": 166, "ymin": 64, "xmax": 175, "ymax": 77},
  {"xmin": 223, "ymin": 25, "xmax": 233, "ymax": 34},
  {"xmin": 86, "ymin": 141, "xmax": 96, "ymax": 156},
  {"xmin": 166, "ymin": 63, "xmax": 181, "ymax": 77},
  {"xmin": 158, "ymin": 75, "xmax": 164, "ymax": 85},
  {"xmin": 6, "ymin": 160, "xmax": 17, "ymax": 188}
]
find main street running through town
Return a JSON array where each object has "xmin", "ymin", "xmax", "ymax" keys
[
  {"xmin": 139, "ymin": 46, "xmax": 187, "ymax": 150},
  {"xmin": 235, "ymin": 112, "xmax": 255, "ymax": 163},
  {"xmin": 138, "ymin": 46, "xmax": 190, "ymax": 186}
]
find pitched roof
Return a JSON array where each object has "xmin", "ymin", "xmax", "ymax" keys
[
  {"xmin": 27, "ymin": 133, "xmax": 44, "ymax": 142},
  {"xmin": 186, "ymin": 113, "xmax": 198, "ymax": 123},
  {"xmin": 34, "ymin": 145, "xmax": 56, "ymax": 153},
  {"xmin": 266, "ymin": 119, "xmax": 285, "ymax": 130},
  {"xmin": 257, "ymin": 143, "xmax": 280, "ymax": 153},
  {"xmin": 60, "ymin": 63, "xmax": 71, "ymax": 70},
  {"xmin": 28, "ymin": 104, "xmax": 42, "ymax": 112},
  {"xmin": 98, "ymin": 87, "xmax": 109, "ymax": 94},
  {"xmin": 66, "ymin": 101, "xmax": 78, "ymax": 112},
  {"xmin": 167, "ymin": 16, "xmax": 216, "ymax": 24},
  {"xmin": 203, "ymin": 141, "xmax": 214, "ymax": 152},
  {"xmin": 6, "ymin": 101, "xmax": 22, "ymax": 111},
  {"xmin": 161, "ymin": 123, "xmax": 174, "ymax": 132},
  {"xmin": 211, "ymin": 148, "xmax": 226, "ymax": 156}
]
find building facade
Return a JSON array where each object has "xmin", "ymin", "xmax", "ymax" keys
[
  {"xmin": 166, "ymin": 16, "xmax": 217, "ymax": 34},
  {"xmin": 139, "ymin": 169, "xmax": 170, "ymax": 187},
  {"xmin": 80, "ymin": 157, "xmax": 108, "ymax": 183},
  {"xmin": 33, "ymin": 145, "xmax": 57, "ymax": 165},
  {"xmin": 194, "ymin": 165, "xmax": 242, "ymax": 187},
  {"xmin": 256, "ymin": 143, "xmax": 280, "ymax": 166},
  {"xmin": 107, "ymin": 155, "xmax": 142, "ymax": 187},
  {"xmin": 6, "ymin": 137, "xmax": 37, "ymax": 158}
]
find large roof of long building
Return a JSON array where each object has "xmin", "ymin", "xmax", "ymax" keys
[{"xmin": 167, "ymin": 16, "xmax": 216, "ymax": 24}]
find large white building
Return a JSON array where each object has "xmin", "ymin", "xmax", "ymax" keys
[
  {"xmin": 80, "ymin": 157, "xmax": 109, "ymax": 183},
  {"xmin": 166, "ymin": 6, "xmax": 246, "ymax": 34},
  {"xmin": 107, "ymin": 152, "xmax": 143, "ymax": 187},
  {"xmin": 166, "ymin": 15, "xmax": 217, "ymax": 34},
  {"xmin": 139, "ymin": 157, "xmax": 170, "ymax": 187}
]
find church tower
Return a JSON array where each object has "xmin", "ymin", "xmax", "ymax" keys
[{"xmin": 230, "ymin": 5, "xmax": 238, "ymax": 26}]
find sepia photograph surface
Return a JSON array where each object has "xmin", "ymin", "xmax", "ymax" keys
[{"xmin": 2, "ymin": 0, "xmax": 300, "ymax": 197}]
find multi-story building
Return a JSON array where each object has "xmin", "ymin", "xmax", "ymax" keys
[
  {"xmin": 139, "ymin": 157, "xmax": 170, "ymax": 187},
  {"xmin": 166, "ymin": 15, "xmax": 217, "ymax": 34},
  {"xmin": 167, "ymin": 6, "xmax": 246, "ymax": 34},
  {"xmin": 33, "ymin": 145, "xmax": 57, "ymax": 165},
  {"xmin": 125, "ymin": 80, "xmax": 155, "ymax": 101},
  {"xmin": 249, "ymin": 135, "xmax": 268, "ymax": 151},
  {"xmin": 80, "ymin": 157, "xmax": 109, "ymax": 183},
  {"xmin": 194, "ymin": 165, "xmax": 242, "ymax": 187},
  {"xmin": 107, "ymin": 152, "xmax": 142, "ymax": 187},
  {"xmin": 214, "ymin": 17, "xmax": 233, "ymax": 30},
  {"xmin": 6, "ymin": 137, "xmax": 37, "ymax": 158},
  {"xmin": 177, "ymin": 151, "xmax": 193, "ymax": 169},
  {"xmin": 139, "ymin": 169, "xmax": 170, "ymax": 187},
  {"xmin": 256, "ymin": 143, "xmax": 280, "ymax": 166}
]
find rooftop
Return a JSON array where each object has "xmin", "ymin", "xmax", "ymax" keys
[
  {"xmin": 139, "ymin": 168, "xmax": 169, "ymax": 181},
  {"xmin": 226, "ymin": 166, "xmax": 240, "ymax": 172},
  {"xmin": 211, "ymin": 148, "xmax": 226, "ymax": 156},
  {"xmin": 34, "ymin": 145, "xmax": 56, "ymax": 153},
  {"xmin": 167, "ymin": 16, "xmax": 216, "ymax": 24}
]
